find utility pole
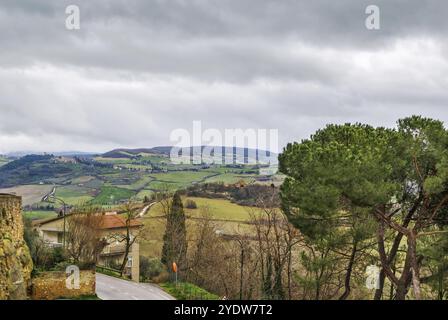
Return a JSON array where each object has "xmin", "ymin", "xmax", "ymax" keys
[
  {"xmin": 44, "ymin": 193, "xmax": 68, "ymax": 248},
  {"xmin": 240, "ymin": 245, "xmax": 244, "ymax": 300}
]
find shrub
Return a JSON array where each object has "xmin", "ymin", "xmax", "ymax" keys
[
  {"xmin": 140, "ymin": 256, "xmax": 166, "ymax": 282},
  {"xmin": 152, "ymin": 271, "xmax": 170, "ymax": 284},
  {"xmin": 160, "ymin": 282, "xmax": 219, "ymax": 300},
  {"xmin": 52, "ymin": 260, "xmax": 75, "ymax": 271},
  {"xmin": 52, "ymin": 246, "xmax": 68, "ymax": 264},
  {"xmin": 185, "ymin": 199, "xmax": 197, "ymax": 209},
  {"xmin": 107, "ymin": 259, "xmax": 122, "ymax": 271},
  {"xmin": 24, "ymin": 219, "xmax": 70, "ymax": 271}
]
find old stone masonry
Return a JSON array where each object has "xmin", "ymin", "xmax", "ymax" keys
[{"xmin": 0, "ymin": 194, "xmax": 33, "ymax": 299}]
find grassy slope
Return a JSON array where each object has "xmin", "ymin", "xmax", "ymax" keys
[
  {"xmin": 205, "ymin": 173, "xmax": 256, "ymax": 184},
  {"xmin": 119, "ymin": 175, "xmax": 154, "ymax": 191},
  {"xmin": 147, "ymin": 196, "xmax": 252, "ymax": 221},
  {"xmin": 70, "ymin": 176, "xmax": 96, "ymax": 184},
  {"xmin": 90, "ymin": 186, "xmax": 135, "ymax": 205},
  {"xmin": 138, "ymin": 171, "xmax": 220, "ymax": 193},
  {"xmin": 136, "ymin": 189, "xmax": 154, "ymax": 199},
  {"xmin": 23, "ymin": 210, "xmax": 57, "ymax": 220},
  {"xmin": 55, "ymin": 185, "xmax": 95, "ymax": 206},
  {"xmin": 149, "ymin": 171, "xmax": 213, "ymax": 183},
  {"xmin": 140, "ymin": 197, "xmax": 255, "ymax": 258},
  {"xmin": 160, "ymin": 282, "xmax": 219, "ymax": 300}
]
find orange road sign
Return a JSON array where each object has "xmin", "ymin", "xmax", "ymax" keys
[{"xmin": 172, "ymin": 262, "xmax": 178, "ymax": 273}]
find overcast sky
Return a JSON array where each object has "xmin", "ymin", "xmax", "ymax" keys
[{"xmin": 1, "ymin": 0, "xmax": 447, "ymax": 154}]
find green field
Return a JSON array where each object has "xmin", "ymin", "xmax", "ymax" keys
[
  {"xmin": 119, "ymin": 175, "xmax": 154, "ymax": 191},
  {"xmin": 94, "ymin": 157, "xmax": 134, "ymax": 163},
  {"xmin": 139, "ymin": 171, "xmax": 220, "ymax": 192},
  {"xmin": 149, "ymin": 171, "xmax": 214, "ymax": 183},
  {"xmin": 70, "ymin": 176, "xmax": 96, "ymax": 184},
  {"xmin": 136, "ymin": 189, "xmax": 154, "ymax": 200},
  {"xmin": 23, "ymin": 210, "xmax": 57, "ymax": 220},
  {"xmin": 146, "ymin": 196, "xmax": 252, "ymax": 221},
  {"xmin": 145, "ymin": 180, "xmax": 186, "ymax": 192},
  {"xmin": 186, "ymin": 197, "xmax": 253, "ymax": 221},
  {"xmin": 90, "ymin": 186, "xmax": 136, "ymax": 205},
  {"xmin": 140, "ymin": 197, "xmax": 255, "ymax": 258},
  {"xmin": 55, "ymin": 185, "xmax": 96, "ymax": 206}
]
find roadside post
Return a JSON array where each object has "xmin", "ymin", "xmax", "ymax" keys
[{"xmin": 172, "ymin": 262, "xmax": 178, "ymax": 286}]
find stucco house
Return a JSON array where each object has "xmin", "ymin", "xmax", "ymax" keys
[{"xmin": 33, "ymin": 212, "xmax": 143, "ymax": 282}]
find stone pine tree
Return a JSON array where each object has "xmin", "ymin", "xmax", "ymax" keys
[
  {"xmin": 161, "ymin": 192, "xmax": 188, "ymax": 274},
  {"xmin": 279, "ymin": 116, "xmax": 448, "ymax": 300},
  {"xmin": 279, "ymin": 123, "xmax": 394, "ymax": 299}
]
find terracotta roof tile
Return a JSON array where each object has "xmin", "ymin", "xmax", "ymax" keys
[
  {"xmin": 99, "ymin": 214, "xmax": 143, "ymax": 230},
  {"xmin": 33, "ymin": 213, "xmax": 143, "ymax": 230}
]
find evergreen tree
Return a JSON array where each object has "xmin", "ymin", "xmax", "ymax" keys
[
  {"xmin": 161, "ymin": 192, "xmax": 188, "ymax": 273},
  {"xmin": 279, "ymin": 116, "xmax": 448, "ymax": 300}
]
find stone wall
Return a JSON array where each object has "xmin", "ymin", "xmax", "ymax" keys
[
  {"xmin": 31, "ymin": 270, "xmax": 96, "ymax": 300},
  {"xmin": 0, "ymin": 194, "xmax": 33, "ymax": 300}
]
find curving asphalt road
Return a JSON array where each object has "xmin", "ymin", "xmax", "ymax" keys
[{"xmin": 96, "ymin": 273, "xmax": 175, "ymax": 300}]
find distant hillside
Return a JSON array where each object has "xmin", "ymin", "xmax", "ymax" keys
[
  {"xmin": 0, "ymin": 155, "xmax": 11, "ymax": 167},
  {"xmin": 102, "ymin": 146, "xmax": 278, "ymax": 164},
  {"xmin": 0, "ymin": 155, "xmax": 60, "ymax": 188},
  {"xmin": 102, "ymin": 148, "xmax": 167, "ymax": 159},
  {"xmin": 0, "ymin": 147, "xmax": 278, "ymax": 189},
  {"xmin": 5, "ymin": 151, "xmax": 96, "ymax": 157},
  {"xmin": 0, "ymin": 154, "xmax": 104, "ymax": 188}
]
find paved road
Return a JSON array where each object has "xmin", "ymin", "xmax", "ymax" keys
[
  {"xmin": 96, "ymin": 273, "xmax": 175, "ymax": 300},
  {"xmin": 42, "ymin": 186, "xmax": 56, "ymax": 202},
  {"xmin": 138, "ymin": 202, "xmax": 156, "ymax": 217}
]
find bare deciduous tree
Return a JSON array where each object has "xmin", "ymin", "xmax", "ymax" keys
[
  {"xmin": 65, "ymin": 208, "xmax": 106, "ymax": 267},
  {"xmin": 107, "ymin": 202, "xmax": 144, "ymax": 276}
]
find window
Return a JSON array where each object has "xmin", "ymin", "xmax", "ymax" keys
[
  {"xmin": 57, "ymin": 232, "xmax": 63, "ymax": 244},
  {"xmin": 127, "ymin": 256, "xmax": 133, "ymax": 267}
]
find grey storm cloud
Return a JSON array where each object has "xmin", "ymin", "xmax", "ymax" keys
[{"xmin": 0, "ymin": 0, "xmax": 448, "ymax": 153}]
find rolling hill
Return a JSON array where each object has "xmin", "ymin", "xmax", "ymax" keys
[
  {"xmin": 0, "ymin": 147, "xmax": 281, "ymax": 209},
  {"xmin": 102, "ymin": 146, "xmax": 278, "ymax": 164}
]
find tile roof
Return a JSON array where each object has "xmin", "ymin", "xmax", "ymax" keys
[
  {"xmin": 99, "ymin": 214, "xmax": 143, "ymax": 230},
  {"xmin": 33, "ymin": 213, "xmax": 143, "ymax": 230}
]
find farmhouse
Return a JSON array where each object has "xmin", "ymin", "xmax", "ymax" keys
[{"xmin": 33, "ymin": 212, "xmax": 142, "ymax": 282}]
